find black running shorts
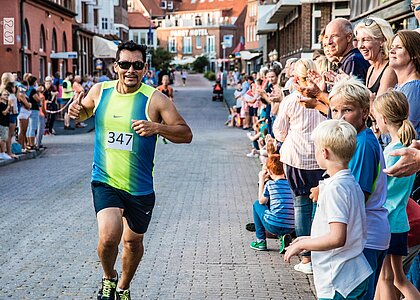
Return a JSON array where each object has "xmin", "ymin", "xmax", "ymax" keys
[{"xmin": 91, "ymin": 181, "xmax": 155, "ymax": 234}]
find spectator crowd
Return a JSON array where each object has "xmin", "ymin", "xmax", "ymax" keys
[{"xmin": 226, "ymin": 13, "xmax": 420, "ymax": 300}]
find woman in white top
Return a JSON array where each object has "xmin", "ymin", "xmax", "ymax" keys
[{"xmin": 273, "ymin": 58, "xmax": 327, "ymax": 274}]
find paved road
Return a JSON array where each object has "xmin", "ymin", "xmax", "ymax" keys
[{"xmin": 0, "ymin": 74, "xmax": 314, "ymax": 299}]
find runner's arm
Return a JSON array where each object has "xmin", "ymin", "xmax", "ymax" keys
[
  {"xmin": 68, "ymin": 83, "xmax": 100, "ymax": 121},
  {"xmin": 132, "ymin": 91, "xmax": 192, "ymax": 143}
]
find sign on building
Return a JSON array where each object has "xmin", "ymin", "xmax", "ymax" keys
[
  {"xmin": 3, "ymin": 18, "xmax": 14, "ymax": 45},
  {"xmin": 223, "ymin": 35, "xmax": 233, "ymax": 48}
]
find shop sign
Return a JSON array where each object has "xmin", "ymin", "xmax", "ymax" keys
[
  {"xmin": 2, "ymin": 18, "xmax": 14, "ymax": 45},
  {"xmin": 170, "ymin": 29, "xmax": 209, "ymax": 37}
]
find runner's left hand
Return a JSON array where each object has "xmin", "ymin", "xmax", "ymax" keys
[{"xmin": 132, "ymin": 120, "xmax": 158, "ymax": 137}]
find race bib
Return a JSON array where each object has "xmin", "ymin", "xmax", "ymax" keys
[{"xmin": 106, "ymin": 131, "xmax": 134, "ymax": 151}]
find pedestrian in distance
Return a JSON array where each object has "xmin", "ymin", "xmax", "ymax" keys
[
  {"xmin": 68, "ymin": 40, "xmax": 193, "ymax": 300},
  {"xmin": 181, "ymin": 69, "xmax": 187, "ymax": 86}
]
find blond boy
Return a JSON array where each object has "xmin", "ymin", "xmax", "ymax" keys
[{"xmin": 285, "ymin": 119, "xmax": 372, "ymax": 299}]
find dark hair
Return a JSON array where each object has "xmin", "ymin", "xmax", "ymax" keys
[
  {"xmin": 392, "ymin": 30, "xmax": 420, "ymax": 74},
  {"xmin": 116, "ymin": 40, "xmax": 147, "ymax": 62},
  {"xmin": 5, "ymin": 81, "xmax": 15, "ymax": 94},
  {"xmin": 65, "ymin": 72, "xmax": 73, "ymax": 78},
  {"xmin": 28, "ymin": 76, "xmax": 37, "ymax": 86}
]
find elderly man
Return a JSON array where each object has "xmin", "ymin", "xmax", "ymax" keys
[{"xmin": 324, "ymin": 17, "xmax": 370, "ymax": 81}]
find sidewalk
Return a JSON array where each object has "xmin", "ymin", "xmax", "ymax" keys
[{"xmin": 0, "ymin": 117, "xmax": 95, "ymax": 168}]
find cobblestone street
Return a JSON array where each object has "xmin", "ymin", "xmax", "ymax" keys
[{"xmin": 0, "ymin": 74, "xmax": 314, "ymax": 299}]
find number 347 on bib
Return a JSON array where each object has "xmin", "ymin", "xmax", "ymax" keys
[{"xmin": 106, "ymin": 131, "xmax": 134, "ymax": 151}]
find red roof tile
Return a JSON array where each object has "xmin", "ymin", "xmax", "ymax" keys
[
  {"xmin": 177, "ymin": 0, "xmax": 247, "ymax": 17},
  {"xmin": 141, "ymin": 0, "xmax": 165, "ymax": 16},
  {"xmin": 129, "ymin": 12, "xmax": 157, "ymax": 29}
]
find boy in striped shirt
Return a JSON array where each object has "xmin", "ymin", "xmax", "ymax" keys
[{"xmin": 250, "ymin": 154, "xmax": 295, "ymax": 252}]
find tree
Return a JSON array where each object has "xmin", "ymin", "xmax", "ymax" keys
[
  {"xmin": 192, "ymin": 56, "xmax": 209, "ymax": 73},
  {"xmin": 150, "ymin": 47, "xmax": 173, "ymax": 70}
]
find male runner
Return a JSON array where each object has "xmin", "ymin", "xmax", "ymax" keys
[{"xmin": 68, "ymin": 40, "xmax": 193, "ymax": 300}]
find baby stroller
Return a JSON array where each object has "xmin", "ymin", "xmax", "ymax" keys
[{"xmin": 212, "ymin": 81, "xmax": 224, "ymax": 102}]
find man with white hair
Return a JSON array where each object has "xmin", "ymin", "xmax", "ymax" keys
[{"xmin": 324, "ymin": 18, "xmax": 370, "ymax": 81}]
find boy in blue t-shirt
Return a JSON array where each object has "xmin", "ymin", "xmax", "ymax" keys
[
  {"xmin": 249, "ymin": 154, "xmax": 294, "ymax": 253},
  {"xmin": 328, "ymin": 77, "xmax": 390, "ymax": 300}
]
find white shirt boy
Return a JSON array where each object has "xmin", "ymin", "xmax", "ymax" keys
[{"xmin": 312, "ymin": 169, "xmax": 372, "ymax": 298}]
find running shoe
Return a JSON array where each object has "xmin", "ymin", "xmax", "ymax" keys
[
  {"xmin": 97, "ymin": 273, "xmax": 118, "ymax": 300},
  {"xmin": 279, "ymin": 234, "xmax": 292, "ymax": 254},
  {"xmin": 250, "ymin": 240, "xmax": 267, "ymax": 251},
  {"xmin": 116, "ymin": 289, "xmax": 131, "ymax": 300}
]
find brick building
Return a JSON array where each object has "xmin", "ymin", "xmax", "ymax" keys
[
  {"xmin": 265, "ymin": 1, "xmax": 350, "ymax": 66},
  {"xmin": 0, "ymin": 0, "xmax": 76, "ymax": 81},
  {"xmin": 156, "ymin": 0, "xmax": 247, "ymax": 71}
]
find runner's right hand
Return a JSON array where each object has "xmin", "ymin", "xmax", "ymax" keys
[{"xmin": 68, "ymin": 92, "xmax": 84, "ymax": 119}]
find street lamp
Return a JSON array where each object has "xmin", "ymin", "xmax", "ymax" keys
[{"xmin": 221, "ymin": 42, "xmax": 227, "ymax": 71}]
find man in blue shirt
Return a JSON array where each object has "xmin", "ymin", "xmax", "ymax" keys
[{"xmin": 324, "ymin": 18, "xmax": 370, "ymax": 82}]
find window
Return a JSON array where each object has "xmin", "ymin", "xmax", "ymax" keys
[
  {"xmin": 169, "ymin": 37, "xmax": 176, "ymax": 53},
  {"xmin": 132, "ymin": 32, "xmax": 139, "ymax": 44},
  {"xmin": 332, "ymin": 1, "xmax": 350, "ymax": 19},
  {"xmin": 23, "ymin": 19, "xmax": 30, "ymax": 49},
  {"xmin": 39, "ymin": 25, "xmax": 45, "ymax": 52},
  {"xmin": 102, "ymin": 18, "xmax": 108, "ymax": 30},
  {"xmin": 183, "ymin": 36, "xmax": 192, "ymax": 53},
  {"xmin": 39, "ymin": 57, "xmax": 46, "ymax": 81},
  {"xmin": 195, "ymin": 15, "xmax": 202, "ymax": 26},
  {"xmin": 52, "ymin": 29, "xmax": 57, "ymax": 53},
  {"xmin": 140, "ymin": 32, "xmax": 146, "ymax": 45},
  {"xmin": 312, "ymin": 4, "xmax": 322, "ymax": 48},
  {"xmin": 114, "ymin": 0, "xmax": 119, "ymax": 5},
  {"xmin": 82, "ymin": 2, "xmax": 88, "ymax": 23},
  {"xmin": 206, "ymin": 35, "xmax": 215, "ymax": 53},
  {"xmin": 196, "ymin": 36, "xmax": 202, "ymax": 49},
  {"xmin": 94, "ymin": 9, "xmax": 99, "ymax": 26},
  {"xmin": 62, "ymin": 32, "xmax": 67, "ymax": 51}
]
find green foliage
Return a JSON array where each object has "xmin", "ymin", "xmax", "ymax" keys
[
  {"xmin": 150, "ymin": 47, "xmax": 173, "ymax": 70},
  {"xmin": 192, "ymin": 56, "xmax": 209, "ymax": 73},
  {"xmin": 204, "ymin": 71, "xmax": 216, "ymax": 81}
]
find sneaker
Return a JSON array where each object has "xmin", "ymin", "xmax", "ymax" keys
[
  {"xmin": 97, "ymin": 273, "xmax": 118, "ymax": 300},
  {"xmin": 250, "ymin": 240, "xmax": 267, "ymax": 251},
  {"xmin": 116, "ymin": 289, "xmax": 131, "ymax": 300},
  {"xmin": 245, "ymin": 223, "xmax": 256, "ymax": 232},
  {"xmin": 294, "ymin": 261, "xmax": 313, "ymax": 274},
  {"xmin": 246, "ymin": 152, "xmax": 259, "ymax": 158},
  {"xmin": 279, "ymin": 234, "xmax": 292, "ymax": 254}
]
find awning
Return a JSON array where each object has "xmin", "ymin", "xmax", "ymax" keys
[
  {"xmin": 257, "ymin": 5, "xmax": 277, "ymax": 35},
  {"xmin": 267, "ymin": 0, "xmax": 300, "ymax": 24},
  {"xmin": 50, "ymin": 52, "xmax": 78, "ymax": 59},
  {"xmin": 171, "ymin": 56, "xmax": 195, "ymax": 65},
  {"xmin": 231, "ymin": 42, "xmax": 244, "ymax": 55},
  {"xmin": 93, "ymin": 36, "xmax": 118, "ymax": 59},
  {"xmin": 239, "ymin": 51, "xmax": 262, "ymax": 60}
]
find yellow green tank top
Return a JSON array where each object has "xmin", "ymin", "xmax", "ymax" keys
[{"xmin": 91, "ymin": 80, "xmax": 157, "ymax": 195}]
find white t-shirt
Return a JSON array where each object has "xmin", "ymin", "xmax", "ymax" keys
[
  {"xmin": 234, "ymin": 90, "xmax": 242, "ymax": 108},
  {"xmin": 312, "ymin": 169, "xmax": 372, "ymax": 299}
]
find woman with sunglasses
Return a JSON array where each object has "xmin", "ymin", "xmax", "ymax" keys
[{"xmin": 354, "ymin": 17, "xmax": 397, "ymax": 97}]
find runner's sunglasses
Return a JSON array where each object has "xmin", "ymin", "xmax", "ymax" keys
[
  {"xmin": 410, "ymin": 3, "xmax": 420, "ymax": 11},
  {"xmin": 116, "ymin": 61, "xmax": 145, "ymax": 70}
]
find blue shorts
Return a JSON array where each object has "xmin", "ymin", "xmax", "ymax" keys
[
  {"xmin": 91, "ymin": 181, "xmax": 155, "ymax": 234},
  {"xmin": 58, "ymin": 98, "xmax": 70, "ymax": 105},
  {"xmin": 9, "ymin": 114, "xmax": 17, "ymax": 125},
  {"xmin": 388, "ymin": 232, "xmax": 408, "ymax": 256}
]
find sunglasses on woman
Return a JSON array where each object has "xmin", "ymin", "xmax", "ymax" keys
[
  {"xmin": 363, "ymin": 18, "xmax": 385, "ymax": 38},
  {"xmin": 410, "ymin": 3, "xmax": 420, "ymax": 11},
  {"xmin": 116, "ymin": 61, "xmax": 145, "ymax": 70}
]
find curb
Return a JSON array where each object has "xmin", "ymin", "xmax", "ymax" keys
[{"xmin": 0, "ymin": 148, "xmax": 45, "ymax": 168}]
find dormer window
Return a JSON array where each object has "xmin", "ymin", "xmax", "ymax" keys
[{"xmin": 195, "ymin": 15, "xmax": 202, "ymax": 26}]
